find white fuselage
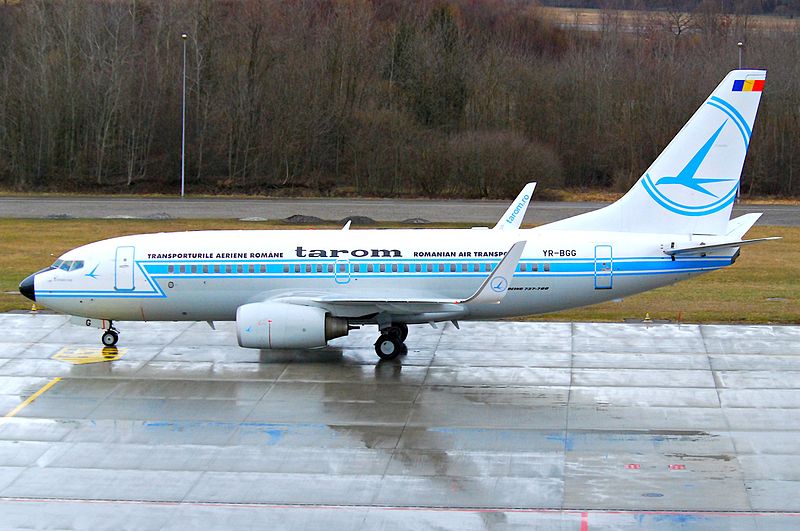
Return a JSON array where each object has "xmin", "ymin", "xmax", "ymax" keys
[{"xmin": 33, "ymin": 227, "xmax": 734, "ymax": 323}]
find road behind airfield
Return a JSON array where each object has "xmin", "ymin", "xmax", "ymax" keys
[{"xmin": 0, "ymin": 196, "xmax": 797, "ymax": 225}]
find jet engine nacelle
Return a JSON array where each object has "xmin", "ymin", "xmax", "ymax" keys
[{"xmin": 236, "ymin": 302, "xmax": 349, "ymax": 349}]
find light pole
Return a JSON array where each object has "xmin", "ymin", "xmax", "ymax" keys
[
  {"xmin": 737, "ymin": 41, "xmax": 744, "ymax": 69},
  {"xmin": 180, "ymin": 33, "xmax": 188, "ymax": 198}
]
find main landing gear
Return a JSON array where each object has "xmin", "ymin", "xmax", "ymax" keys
[
  {"xmin": 101, "ymin": 322, "xmax": 120, "ymax": 347},
  {"xmin": 374, "ymin": 324, "xmax": 409, "ymax": 360}
]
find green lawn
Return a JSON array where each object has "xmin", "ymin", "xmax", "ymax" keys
[{"xmin": 2, "ymin": 219, "xmax": 797, "ymax": 324}]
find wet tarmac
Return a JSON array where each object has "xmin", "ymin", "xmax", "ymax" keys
[{"xmin": 0, "ymin": 313, "xmax": 799, "ymax": 529}]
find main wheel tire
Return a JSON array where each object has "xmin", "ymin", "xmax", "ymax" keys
[
  {"xmin": 398, "ymin": 341, "xmax": 408, "ymax": 356},
  {"xmin": 397, "ymin": 324, "xmax": 409, "ymax": 342},
  {"xmin": 375, "ymin": 334, "xmax": 402, "ymax": 360},
  {"xmin": 386, "ymin": 324, "xmax": 409, "ymax": 342},
  {"xmin": 102, "ymin": 330, "xmax": 119, "ymax": 347}
]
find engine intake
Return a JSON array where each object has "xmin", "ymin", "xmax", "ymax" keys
[{"xmin": 236, "ymin": 302, "xmax": 349, "ymax": 349}]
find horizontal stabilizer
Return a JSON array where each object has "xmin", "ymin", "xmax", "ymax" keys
[
  {"xmin": 725, "ymin": 213, "xmax": 761, "ymax": 239},
  {"xmin": 665, "ymin": 237, "xmax": 780, "ymax": 256}
]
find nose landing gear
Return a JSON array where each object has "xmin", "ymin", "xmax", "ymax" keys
[
  {"xmin": 374, "ymin": 324, "xmax": 409, "ymax": 360},
  {"xmin": 101, "ymin": 323, "xmax": 120, "ymax": 347}
]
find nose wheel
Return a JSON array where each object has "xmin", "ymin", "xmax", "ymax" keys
[
  {"xmin": 101, "ymin": 325, "xmax": 119, "ymax": 347},
  {"xmin": 374, "ymin": 324, "xmax": 409, "ymax": 360}
]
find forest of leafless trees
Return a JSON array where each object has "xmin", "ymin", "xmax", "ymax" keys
[{"xmin": 0, "ymin": 0, "xmax": 798, "ymax": 198}]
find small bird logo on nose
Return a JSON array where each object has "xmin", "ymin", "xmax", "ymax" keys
[{"xmin": 85, "ymin": 264, "xmax": 100, "ymax": 279}]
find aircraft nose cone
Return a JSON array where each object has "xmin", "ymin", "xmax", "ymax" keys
[{"xmin": 19, "ymin": 274, "xmax": 36, "ymax": 302}]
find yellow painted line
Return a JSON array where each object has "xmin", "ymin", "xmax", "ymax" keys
[{"xmin": 0, "ymin": 377, "xmax": 62, "ymax": 426}]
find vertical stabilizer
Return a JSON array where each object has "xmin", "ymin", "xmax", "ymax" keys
[{"xmin": 543, "ymin": 70, "xmax": 766, "ymax": 235}]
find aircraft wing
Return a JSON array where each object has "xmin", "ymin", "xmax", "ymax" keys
[
  {"xmin": 311, "ymin": 240, "xmax": 526, "ymax": 305},
  {"xmin": 265, "ymin": 241, "xmax": 527, "ymax": 315},
  {"xmin": 493, "ymin": 183, "xmax": 536, "ymax": 230}
]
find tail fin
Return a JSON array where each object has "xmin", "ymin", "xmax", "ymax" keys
[{"xmin": 544, "ymin": 70, "xmax": 766, "ymax": 235}]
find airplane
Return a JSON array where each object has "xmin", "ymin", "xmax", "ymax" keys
[{"xmin": 19, "ymin": 69, "xmax": 778, "ymax": 361}]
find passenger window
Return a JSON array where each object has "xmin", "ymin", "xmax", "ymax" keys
[
  {"xmin": 426, "ymin": 264, "xmax": 433, "ymax": 272},
  {"xmin": 317, "ymin": 264, "xmax": 323, "ymax": 273},
  {"xmin": 304, "ymin": 265, "xmax": 311, "ymax": 273},
  {"xmin": 450, "ymin": 264, "xmax": 456, "ymax": 272},
  {"xmin": 403, "ymin": 264, "xmax": 410, "ymax": 272},
  {"xmin": 338, "ymin": 264, "xmax": 346, "ymax": 272},
  {"xmin": 168, "ymin": 265, "xmax": 174, "ymax": 274},
  {"xmin": 544, "ymin": 263, "xmax": 550, "ymax": 272},
  {"xmin": 327, "ymin": 264, "xmax": 333, "ymax": 273},
  {"xmin": 203, "ymin": 265, "xmax": 209, "ymax": 273},
  {"xmin": 353, "ymin": 264, "xmax": 361, "ymax": 273},
  {"xmin": 283, "ymin": 265, "xmax": 289, "ymax": 273},
  {"xmin": 379, "ymin": 264, "xmax": 386, "ymax": 272},
  {"xmin": 214, "ymin": 265, "xmax": 221, "ymax": 273},
  {"xmin": 225, "ymin": 265, "xmax": 232, "ymax": 273},
  {"xmin": 293, "ymin": 265, "xmax": 300, "ymax": 273},
  {"xmin": 260, "ymin": 264, "xmax": 266, "ymax": 273},
  {"xmin": 391, "ymin": 264, "xmax": 398, "ymax": 272},
  {"xmin": 415, "ymin": 264, "xmax": 421, "ymax": 272},
  {"xmin": 191, "ymin": 265, "xmax": 197, "ymax": 273},
  {"xmin": 532, "ymin": 264, "xmax": 538, "ymax": 272},
  {"xmin": 180, "ymin": 265, "xmax": 186, "ymax": 273}
]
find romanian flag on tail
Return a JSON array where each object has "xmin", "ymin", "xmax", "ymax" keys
[{"xmin": 732, "ymin": 79, "xmax": 764, "ymax": 92}]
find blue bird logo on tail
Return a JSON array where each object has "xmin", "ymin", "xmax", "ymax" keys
[{"xmin": 655, "ymin": 121, "xmax": 733, "ymax": 198}]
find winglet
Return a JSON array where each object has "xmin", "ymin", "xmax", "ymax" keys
[
  {"xmin": 494, "ymin": 183, "xmax": 536, "ymax": 230},
  {"xmin": 460, "ymin": 241, "xmax": 526, "ymax": 305}
]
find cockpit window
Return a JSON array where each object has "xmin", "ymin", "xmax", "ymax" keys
[{"xmin": 52, "ymin": 259, "xmax": 84, "ymax": 272}]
